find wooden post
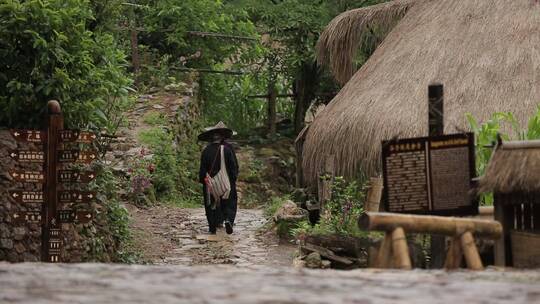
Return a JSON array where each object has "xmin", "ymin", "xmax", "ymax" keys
[
  {"xmin": 493, "ymin": 198, "xmax": 506, "ymax": 266},
  {"xmin": 428, "ymin": 83, "xmax": 446, "ymax": 268},
  {"xmin": 319, "ymin": 155, "xmax": 335, "ymax": 213},
  {"xmin": 43, "ymin": 100, "xmax": 63, "ymax": 262},
  {"xmin": 460, "ymin": 231, "xmax": 483, "ymax": 270},
  {"xmin": 365, "ymin": 177, "xmax": 383, "ymax": 212},
  {"xmin": 391, "ymin": 227, "xmax": 412, "ymax": 269}
]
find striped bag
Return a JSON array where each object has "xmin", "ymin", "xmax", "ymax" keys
[{"xmin": 206, "ymin": 145, "xmax": 231, "ymax": 202}]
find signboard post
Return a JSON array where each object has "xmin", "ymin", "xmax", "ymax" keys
[
  {"xmin": 7, "ymin": 100, "xmax": 97, "ymax": 263},
  {"xmin": 381, "ymin": 84, "xmax": 478, "ymax": 269}
]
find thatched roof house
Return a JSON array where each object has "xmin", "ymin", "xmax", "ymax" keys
[
  {"xmin": 479, "ymin": 140, "xmax": 540, "ymax": 194},
  {"xmin": 302, "ymin": 0, "xmax": 540, "ymax": 184}
]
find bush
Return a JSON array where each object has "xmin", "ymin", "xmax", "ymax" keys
[
  {"xmin": 0, "ymin": 0, "xmax": 132, "ymax": 128},
  {"xmin": 292, "ymin": 177, "xmax": 367, "ymax": 238}
]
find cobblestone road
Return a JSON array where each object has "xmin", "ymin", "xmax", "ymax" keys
[
  {"xmin": 1, "ymin": 263, "xmax": 540, "ymax": 304},
  {"xmin": 130, "ymin": 207, "xmax": 296, "ymax": 267}
]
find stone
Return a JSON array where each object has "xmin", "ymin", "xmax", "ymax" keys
[
  {"xmin": 22, "ymin": 252, "xmax": 39, "ymax": 262},
  {"xmin": 0, "ymin": 223, "xmax": 9, "ymax": 238},
  {"xmin": 304, "ymin": 252, "xmax": 322, "ymax": 269},
  {"xmin": 13, "ymin": 227, "xmax": 26, "ymax": 240},
  {"xmin": 14, "ymin": 242, "xmax": 25, "ymax": 254},
  {"xmin": 293, "ymin": 256, "xmax": 306, "ymax": 268},
  {"xmin": 321, "ymin": 260, "xmax": 332, "ymax": 269},
  {"xmin": 0, "ymin": 238, "xmax": 13, "ymax": 249},
  {"xmin": 273, "ymin": 200, "xmax": 308, "ymax": 223}
]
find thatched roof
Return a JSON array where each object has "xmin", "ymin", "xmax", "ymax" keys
[
  {"xmin": 303, "ymin": 0, "xmax": 540, "ymax": 184},
  {"xmin": 479, "ymin": 140, "xmax": 540, "ymax": 193}
]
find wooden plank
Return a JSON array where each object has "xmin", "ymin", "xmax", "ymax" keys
[
  {"xmin": 523, "ymin": 202, "xmax": 532, "ymax": 230},
  {"xmin": 515, "ymin": 204, "xmax": 523, "ymax": 230},
  {"xmin": 494, "ymin": 198, "xmax": 506, "ymax": 266},
  {"xmin": 533, "ymin": 200, "xmax": 540, "ymax": 231},
  {"xmin": 301, "ymin": 243, "xmax": 353, "ymax": 265}
]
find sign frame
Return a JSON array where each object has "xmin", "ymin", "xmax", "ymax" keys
[{"xmin": 381, "ymin": 132, "xmax": 478, "ymax": 216}]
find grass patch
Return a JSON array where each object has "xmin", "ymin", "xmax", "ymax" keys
[
  {"xmin": 143, "ymin": 111, "xmax": 168, "ymax": 126},
  {"xmin": 264, "ymin": 195, "xmax": 290, "ymax": 218}
]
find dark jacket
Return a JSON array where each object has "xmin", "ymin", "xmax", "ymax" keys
[{"xmin": 199, "ymin": 142, "xmax": 239, "ymax": 186}]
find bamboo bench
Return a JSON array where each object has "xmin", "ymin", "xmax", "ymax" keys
[{"xmin": 358, "ymin": 212, "xmax": 502, "ymax": 270}]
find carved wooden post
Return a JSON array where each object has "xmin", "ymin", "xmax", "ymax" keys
[{"xmin": 43, "ymin": 100, "xmax": 63, "ymax": 262}]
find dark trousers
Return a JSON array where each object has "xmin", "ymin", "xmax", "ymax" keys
[{"xmin": 203, "ymin": 186, "xmax": 237, "ymax": 233}]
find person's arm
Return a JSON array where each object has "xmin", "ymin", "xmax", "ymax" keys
[
  {"xmin": 224, "ymin": 145, "xmax": 239, "ymax": 182},
  {"xmin": 199, "ymin": 147, "xmax": 208, "ymax": 184}
]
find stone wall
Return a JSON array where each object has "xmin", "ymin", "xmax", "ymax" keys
[{"xmin": 0, "ymin": 131, "xmax": 42, "ymax": 262}]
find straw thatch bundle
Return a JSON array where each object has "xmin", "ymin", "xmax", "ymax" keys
[
  {"xmin": 479, "ymin": 140, "xmax": 540, "ymax": 194},
  {"xmin": 303, "ymin": 0, "xmax": 540, "ymax": 184}
]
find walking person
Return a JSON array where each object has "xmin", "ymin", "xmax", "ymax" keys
[{"xmin": 198, "ymin": 122, "xmax": 239, "ymax": 235}]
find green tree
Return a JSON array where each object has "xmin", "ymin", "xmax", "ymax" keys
[{"xmin": 0, "ymin": 0, "xmax": 132, "ymax": 129}]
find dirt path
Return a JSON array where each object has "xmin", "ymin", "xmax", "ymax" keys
[{"xmin": 129, "ymin": 205, "xmax": 296, "ymax": 266}]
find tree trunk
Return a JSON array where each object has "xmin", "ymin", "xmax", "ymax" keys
[
  {"xmin": 293, "ymin": 62, "xmax": 319, "ymax": 134},
  {"xmin": 267, "ymin": 80, "xmax": 277, "ymax": 138}
]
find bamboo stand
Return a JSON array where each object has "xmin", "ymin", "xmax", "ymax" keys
[{"xmin": 361, "ymin": 212, "xmax": 501, "ymax": 270}]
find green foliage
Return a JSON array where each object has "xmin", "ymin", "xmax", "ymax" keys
[
  {"xmin": 467, "ymin": 108, "xmax": 540, "ymax": 205},
  {"xmin": 136, "ymin": 125, "xmax": 203, "ymax": 207},
  {"xmin": 138, "ymin": 0, "xmax": 258, "ymax": 68},
  {"xmin": 84, "ymin": 165, "xmax": 140, "ymax": 263},
  {"xmin": 264, "ymin": 195, "xmax": 290, "ymax": 218},
  {"xmin": 293, "ymin": 176, "xmax": 367, "ymax": 237},
  {"xmin": 0, "ymin": 0, "xmax": 132, "ymax": 128},
  {"xmin": 143, "ymin": 111, "xmax": 168, "ymax": 126}
]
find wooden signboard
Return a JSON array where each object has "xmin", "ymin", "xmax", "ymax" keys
[
  {"xmin": 58, "ymin": 170, "xmax": 96, "ymax": 183},
  {"xmin": 5, "ymin": 101, "xmax": 98, "ymax": 263},
  {"xmin": 58, "ymin": 191, "xmax": 96, "ymax": 203},
  {"xmin": 12, "ymin": 211, "xmax": 42, "ymax": 224},
  {"xmin": 8, "ymin": 170, "xmax": 45, "ymax": 183},
  {"xmin": 9, "ymin": 191, "xmax": 44, "ymax": 203},
  {"xmin": 57, "ymin": 150, "xmax": 97, "ymax": 164},
  {"xmin": 58, "ymin": 210, "xmax": 93, "ymax": 224},
  {"xmin": 8, "ymin": 150, "xmax": 45, "ymax": 163},
  {"xmin": 10, "ymin": 130, "xmax": 46, "ymax": 143},
  {"xmin": 59, "ymin": 130, "xmax": 97, "ymax": 143},
  {"xmin": 381, "ymin": 133, "xmax": 478, "ymax": 216}
]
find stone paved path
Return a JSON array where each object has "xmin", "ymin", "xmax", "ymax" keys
[
  {"xmin": 2, "ymin": 263, "xmax": 540, "ymax": 304},
  {"xmin": 129, "ymin": 206, "xmax": 296, "ymax": 267}
]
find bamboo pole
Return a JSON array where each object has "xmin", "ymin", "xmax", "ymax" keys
[
  {"xmin": 460, "ymin": 231, "xmax": 483, "ymax": 270},
  {"xmin": 391, "ymin": 227, "xmax": 412, "ymax": 269},
  {"xmin": 365, "ymin": 177, "xmax": 383, "ymax": 212},
  {"xmin": 359, "ymin": 212, "xmax": 502, "ymax": 239},
  {"xmin": 375, "ymin": 232, "xmax": 393, "ymax": 268},
  {"xmin": 444, "ymin": 237, "xmax": 463, "ymax": 269}
]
